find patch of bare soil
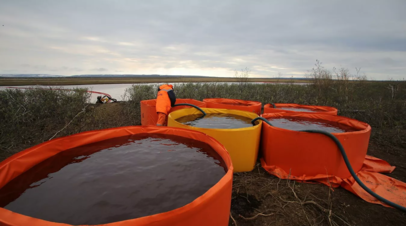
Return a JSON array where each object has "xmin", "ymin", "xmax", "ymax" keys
[{"xmin": 229, "ymin": 143, "xmax": 406, "ymax": 226}]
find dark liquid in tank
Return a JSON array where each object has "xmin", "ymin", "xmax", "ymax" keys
[
  {"xmin": 277, "ymin": 107, "xmax": 321, "ymax": 113},
  {"xmin": 266, "ymin": 117, "xmax": 356, "ymax": 133},
  {"xmin": 176, "ymin": 113, "xmax": 252, "ymax": 129},
  {"xmin": 0, "ymin": 134, "xmax": 226, "ymax": 225}
]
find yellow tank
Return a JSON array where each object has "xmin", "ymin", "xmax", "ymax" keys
[{"xmin": 168, "ymin": 108, "xmax": 262, "ymax": 172}]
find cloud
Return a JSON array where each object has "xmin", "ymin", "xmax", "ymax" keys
[
  {"xmin": 0, "ymin": 0, "xmax": 405, "ymax": 79},
  {"xmin": 93, "ymin": 68, "xmax": 108, "ymax": 72}
]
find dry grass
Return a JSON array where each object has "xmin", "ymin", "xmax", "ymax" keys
[{"xmin": 230, "ymin": 165, "xmax": 352, "ymax": 226}]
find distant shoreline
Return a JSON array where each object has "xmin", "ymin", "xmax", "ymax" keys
[
  {"xmin": 0, "ymin": 77, "xmax": 399, "ymax": 86},
  {"xmin": 0, "ymin": 77, "xmax": 312, "ymax": 86}
]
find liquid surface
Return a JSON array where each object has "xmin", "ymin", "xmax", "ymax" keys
[
  {"xmin": 277, "ymin": 107, "xmax": 321, "ymax": 112},
  {"xmin": 0, "ymin": 134, "xmax": 226, "ymax": 225},
  {"xmin": 177, "ymin": 113, "xmax": 253, "ymax": 129},
  {"xmin": 266, "ymin": 117, "xmax": 356, "ymax": 133}
]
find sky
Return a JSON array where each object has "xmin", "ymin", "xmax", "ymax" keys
[{"xmin": 0, "ymin": 0, "xmax": 405, "ymax": 80}]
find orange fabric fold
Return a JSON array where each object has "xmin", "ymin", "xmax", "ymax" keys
[{"xmin": 261, "ymin": 155, "xmax": 406, "ymax": 208}]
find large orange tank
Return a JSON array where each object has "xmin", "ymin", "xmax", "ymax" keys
[
  {"xmin": 141, "ymin": 99, "xmax": 206, "ymax": 126},
  {"xmin": 260, "ymin": 112, "xmax": 370, "ymax": 179},
  {"xmin": 0, "ymin": 126, "xmax": 233, "ymax": 226},
  {"xmin": 203, "ymin": 98, "xmax": 262, "ymax": 115},
  {"xmin": 263, "ymin": 103, "xmax": 338, "ymax": 115}
]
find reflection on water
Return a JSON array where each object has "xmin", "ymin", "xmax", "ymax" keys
[
  {"xmin": 266, "ymin": 117, "xmax": 357, "ymax": 133},
  {"xmin": 0, "ymin": 82, "xmax": 308, "ymax": 103},
  {"xmin": 177, "ymin": 113, "xmax": 253, "ymax": 129}
]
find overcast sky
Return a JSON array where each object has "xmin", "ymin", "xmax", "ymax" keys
[{"xmin": 0, "ymin": 0, "xmax": 405, "ymax": 79}]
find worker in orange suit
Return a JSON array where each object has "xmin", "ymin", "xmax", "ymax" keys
[{"xmin": 156, "ymin": 84, "xmax": 176, "ymax": 126}]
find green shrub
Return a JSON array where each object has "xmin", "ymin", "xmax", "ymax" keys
[{"xmin": 0, "ymin": 88, "xmax": 90, "ymax": 159}]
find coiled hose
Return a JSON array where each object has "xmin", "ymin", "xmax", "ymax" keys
[
  {"xmin": 173, "ymin": 103, "xmax": 206, "ymax": 117},
  {"xmin": 252, "ymin": 117, "xmax": 406, "ymax": 212}
]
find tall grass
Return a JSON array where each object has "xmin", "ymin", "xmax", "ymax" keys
[
  {"xmin": 123, "ymin": 85, "xmax": 156, "ymax": 125},
  {"xmin": 0, "ymin": 88, "xmax": 90, "ymax": 159},
  {"xmin": 1, "ymin": 77, "xmax": 405, "ymax": 160}
]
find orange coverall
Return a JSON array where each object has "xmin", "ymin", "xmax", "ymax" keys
[{"xmin": 156, "ymin": 84, "xmax": 174, "ymax": 126}]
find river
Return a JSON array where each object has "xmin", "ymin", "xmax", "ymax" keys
[{"xmin": 0, "ymin": 82, "xmax": 307, "ymax": 103}]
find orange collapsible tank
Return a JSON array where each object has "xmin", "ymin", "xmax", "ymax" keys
[
  {"xmin": 168, "ymin": 108, "xmax": 262, "ymax": 172},
  {"xmin": 203, "ymin": 98, "xmax": 262, "ymax": 115},
  {"xmin": 141, "ymin": 99, "xmax": 207, "ymax": 126},
  {"xmin": 260, "ymin": 112, "xmax": 370, "ymax": 179},
  {"xmin": 259, "ymin": 113, "xmax": 406, "ymax": 210},
  {"xmin": 0, "ymin": 126, "xmax": 233, "ymax": 226},
  {"xmin": 263, "ymin": 103, "xmax": 338, "ymax": 115}
]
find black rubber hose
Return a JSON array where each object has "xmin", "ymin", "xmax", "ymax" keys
[
  {"xmin": 253, "ymin": 117, "xmax": 406, "ymax": 212},
  {"xmin": 173, "ymin": 103, "xmax": 206, "ymax": 117},
  {"xmin": 252, "ymin": 117, "xmax": 272, "ymax": 126}
]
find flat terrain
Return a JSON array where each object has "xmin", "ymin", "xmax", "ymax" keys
[{"xmin": 0, "ymin": 77, "xmax": 310, "ymax": 86}]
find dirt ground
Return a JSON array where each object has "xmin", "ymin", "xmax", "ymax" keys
[{"xmin": 228, "ymin": 143, "xmax": 406, "ymax": 226}]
